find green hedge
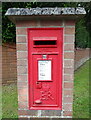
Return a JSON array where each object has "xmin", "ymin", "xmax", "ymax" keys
[{"xmin": 75, "ymin": 19, "xmax": 90, "ymax": 48}]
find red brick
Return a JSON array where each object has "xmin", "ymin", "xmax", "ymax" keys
[
  {"xmin": 18, "ymin": 86, "xmax": 28, "ymax": 93},
  {"xmin": 64, "ymin": 52, "xmax": 74, "ymax": 59},
  {"xmin": 63, "ymin": 111, "xmax": 72, "ymax": 116},
  {"xmin": 0, "ymin": 58, "xmax": 2, "ymax": 62},
  {"xmin": 41, "ymin": 110, "xmax": 61, "ymax": 116},
  {"xmin": 17, "ymin": 81, "xmax": 28, "ymax": 87},
  {"xmin": 17, "ymin": 66, "xmax": 27, "ymax": 74},
  {"xmin": 18, "ymin": 110, "xmax": 28, "ymax": 116},
  {"xmin": 64, "ymin": 27, "xmax": 75, "ymax": 35},
  {"xmin": 40, "ymin": 19, "xmax": 63, "ymax": 26},
  {"xmin": 18, "ymin": 75, "xmax": 28, "ymax": 82},
  {"xmin": 16, "ymin": 20, "xmax": 37, "ymax": 27},
  {"xmin": 17, "ymin": 59, "xmax": 27, "ymax": 66},
  {"xmin": 0, "ymin": 80, "xmax": 2, "ymax": 84},
  {"xmin": 2, "ymin": 45, "xmax": 17, "ymax": 84},
  {"xmin": 64, "ymin": 74, "xmax": 74, "ymax": 81},
  {"xmin": 64, "ymin": 60, "xmax": 74, "ymax": 68},
  {"xmin": 18, "ymin": 95, "xmax": 28, "ymax": 102},
  {"xmin": 64, "ymin": 44, "xmax": 74, "ymax": 51},
  {"xmin": 64, "ymin": 35, "xmax": 74, "ymax": 43},
  {"xmin": 17, "ymin": 51, "xmax": 27, "ymax": 59},
  {"xmin": 64, "ymin": 90, "xmax": 73, "ymax": 96},
  {"xmin": 18, "ymin": 90, "xmax": 28, "ymax": 97},
  {"xmin": 17, "ymin": 44, "xmax": 27, "ymax": 51},
  {"xmin": 18, "ymin": 88, "xmax": 28, "ymax": 96},
  {"xmin": 0, "ymin": 46, "xmax": 2, "ymax": 51},
  {"xmin": 64, "ymin": 82, "xmax": 73, "ymax": 89},
  {"xmin": 64, "ymin": 68, "xmax": 74, "ymax": 74},
  {"xmin": 64, "ymin": 20, "xmax": 75, "ymax": 26},
  {"xmin": 16, "ymin": 36, "xmax": 27, "ymax": 43},
  {"xmin": 64, "ymin": 97, "xmax": 73, "ymax": 103},
  {"xmin": 18, "ymin": 102, "xmax": 28, "ymax": 109},
  {"xmin": 18, "ymin": 110, "xmax": 38, "ymax": 116},
  {"xmin": 75, "ymin": 48, "xmax": 90, "ymax": 62},
  {"xmin": 16, "ymin": 28, "xmax": 27, "ymax": 35},
  {"xmin": 7, "ymin": 48, "xmax": 16, "ymax": 52},
  {"xmin": 63, "ymin": 104, "xmax": 72, "ymax": 111}
]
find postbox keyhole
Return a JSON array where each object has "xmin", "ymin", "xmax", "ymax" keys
[{"xmin": 36, "ymin": 82, "xmax": 42, "ymax": 89}]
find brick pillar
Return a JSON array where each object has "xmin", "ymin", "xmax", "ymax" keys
[{"xmin": 63, "ymin": 20, "xmax": 75, "ymax": 117}]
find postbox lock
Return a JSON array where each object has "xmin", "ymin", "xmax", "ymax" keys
[
  {"xmin": 36, "ymin": 82, "xmax": 42, "ymax": 89},
  {"xmin": 35, "ymin": 99, "xmax": 42, "ymax": 104}
]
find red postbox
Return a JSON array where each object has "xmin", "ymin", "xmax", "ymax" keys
[{"xmin": 28, "ymin": 28, "xmax": 63, "ymax": 110}]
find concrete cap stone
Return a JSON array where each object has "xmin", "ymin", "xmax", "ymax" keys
[
  {"xmin": 5, "ymin": 7, "xmax": 86, "ymax": 23},
  {"xmin": 5, "ymin": 7, "xmax": 86, "ymax": 15}
]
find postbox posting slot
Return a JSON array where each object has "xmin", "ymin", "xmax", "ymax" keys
[
  {"xmin": 34, "ymin": 40, "xmax": 56, "ymax": 45},
  {"xmin": 33, "ymin": 37, "xmax": 57, "ymax": 48}
]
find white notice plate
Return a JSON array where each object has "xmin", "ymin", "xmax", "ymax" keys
[{"xmin": 38, "ymin": 60, "xmax": 51, "ymax": 81}]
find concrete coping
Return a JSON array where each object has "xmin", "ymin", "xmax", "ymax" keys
[
  {"xmin": 5, "ymin": 7, "xmax": 86, "ymax": 15},
  {"xmin": 5, "ymin": 7, "xmax": 86, "ymax": 23}
]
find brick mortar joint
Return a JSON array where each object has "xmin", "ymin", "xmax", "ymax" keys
[
  {"xmin": 19, "ymin": 115, "xmax": 72, "ymax": 118},
  {"xmin": 16, "ymin": 25, "xmax": 75, "ymax": 29}
]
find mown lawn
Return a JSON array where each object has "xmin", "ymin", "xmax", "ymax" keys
[
  {"xmin": 2, "ymin": 84, "xmax": 18, "ymax": 118},
  {"xmin": 73, "ymin": 59, "xmax": 90, "ymax": 118},
  {"xmin": 2, "ymin": 59, "xmax": 90, "ymax": 118}
]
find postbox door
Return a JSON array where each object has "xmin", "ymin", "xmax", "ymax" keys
[
  {"xmin": 30, "ymin": 54, "xmax": 62, "ymax": 110},
  {"xmin": 28, "ymin": 28, "xmax": 63, "ymax": 110}
]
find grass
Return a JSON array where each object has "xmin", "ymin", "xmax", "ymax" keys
[
  {"xmin": 73, "ymin": 59, "xmax": 90, "ymax": 118},
  {"xmin": 2, "ymin": 59, "xmax": 90, "ymax": 118},
  {"xmin": 2, "ymin": 84, "xmax": 18, "ymax": 118}
]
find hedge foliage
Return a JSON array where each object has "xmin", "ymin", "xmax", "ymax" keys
[{"xmin": 75, "ymin": 19, "xmax": 90, "ymax": 48}]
